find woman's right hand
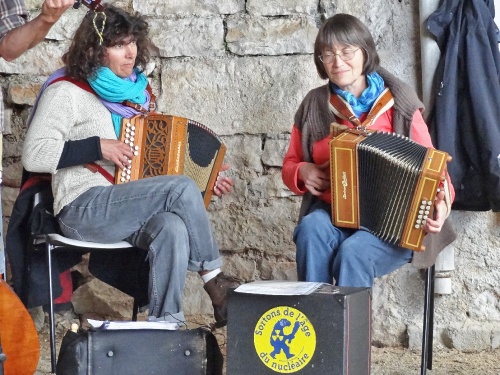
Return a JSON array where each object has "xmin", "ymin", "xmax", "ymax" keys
[
  {"xmin": 299, "ymin": 161, "xmax": 330, "ymax": 196},
  {"xmin": 100, "ymin": 139, "xmax": 134, "ymax": 169}
]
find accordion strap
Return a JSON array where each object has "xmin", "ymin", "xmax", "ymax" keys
[
  {"xmin": 83, "ymin": 163, "xmax": 114, "ymax": 184},
  {"xmin": 329, "ymin": 88, "xmax": 394, "ymax": 129},
  {"xmin": 122, "ymin": 84, "xmax": 157, "ymax": 113}
]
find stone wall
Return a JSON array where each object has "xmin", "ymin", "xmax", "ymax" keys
[{"xmin": 2, "ymin": 0, "xmax": 499, "ymax": 351}]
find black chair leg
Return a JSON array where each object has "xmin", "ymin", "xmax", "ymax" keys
[
  {"xmin": 132, "ymin": 298, "xmax": 139, "ymax": 321},
  {"xmin": 421, "ymin": 265, "xmax": 435, "ymax": 375},
  {"xmin": 46, "ymin": 242, "xmax": 57, "ymax": 373},
  {"xmin": 21, "ymin": 245, "xmax": 32, "ymax": 307}
]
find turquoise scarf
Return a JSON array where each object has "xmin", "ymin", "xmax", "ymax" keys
[
  {"xmin": 330, "ymin": 72, "xmax": 385, "ymax": 118},
  {"xmin": 88, "ymin": 67, "xmax": 149, "ymax": 136}
]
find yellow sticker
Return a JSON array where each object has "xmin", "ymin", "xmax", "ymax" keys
[{"xmin": 254, "ymin": 306, "xmax": 316, "ymax": 373}]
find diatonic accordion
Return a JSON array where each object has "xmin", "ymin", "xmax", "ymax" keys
[
  {"xmin": 329, "ymin": 130, "xmax": 451, "ymax": 251},
  {"xmin": 116, "ymin": 114, "xmax": 226, "ymax": 208}
]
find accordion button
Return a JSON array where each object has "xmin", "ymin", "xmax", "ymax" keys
[
  {"xmin": 418, "ymin": 215, "xmax": 423, "ymax": 219},
  {"xmin": 131, "ymin": 126, "xmax": 136, "ymax": 130},
  {"xmin": 126, "ymin": 122, "xmax": 131, "ymax": 127},
  {"xmin": 134, "ymin": 145, "xmax": 139, "ymax": 150},
  {"xmin": 423, "ymin": 215, "xmax": 428, "ymax": 220},
  {"xmin": 126, "ymin": 128, "xmax": 130, "ymax": 133},
  {"xmin": 130, "ymin": 137, "xmax": 134, "ymax": 142},
  {"xmin": 425, "ymin": 210, "xmax": 430, "ymax": 215},
  {"xmin": 420, "ymin": 205, "xmax": 425, "ymax": 209},
  {"xmin": 415, "ymin": 224, "xmax": 421, "ymax": 229},
  {"xmin": 126, "ymin": 175, "xmax": 130, "ymax": 180},
  {"xmin": 125, "ymin": 140, "xmax": 129, "ymax": 144},
  {"xmin": 121, "ymin": 177, "xmax": 125, "ymax": 182},
  {"xmin": 419, "ymin": 210, "xmax": 424, "ymax": 214},
  {"xmin": 131, "ymin": 131, "xmax": 135, "ymax": 136},
  {"xmin": 121, "ymin": 171, "xmax": 126, "ymax": 176},
  {"xmin": 134, "ymin": 151, "xmax": 138, "ymax": 156},
  {"xmin": 427, "ymin": 201, "xmax": 432, "ymax": 206}
]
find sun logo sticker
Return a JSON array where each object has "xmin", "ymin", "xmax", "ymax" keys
[{"xmin": 254, "ymin": 306, "xmax": 316, "ymax": 373}]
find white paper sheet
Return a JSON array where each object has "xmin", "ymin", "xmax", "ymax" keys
[
  {"xmin": 87, "ymin": 319, "xmax": 179, "ymax": 330},
  {"xmin": 234, "ymin": 281, "xmax": 324, "ymax": 295}
]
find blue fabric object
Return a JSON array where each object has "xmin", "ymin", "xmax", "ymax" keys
[
  {"xmin": 330, "ymin": 72, "xmax": 385, "ymax": 118},
  {"xmin": 88, "ymin": 67, "xmax": 149, "ymax": 136},
  {"xmin": 427, "ymin": 0, "xmax": 500, "ymax": 211},
  {"xmin": 293, "ymin": 201, "xmax": 412, "ymax": 287}
]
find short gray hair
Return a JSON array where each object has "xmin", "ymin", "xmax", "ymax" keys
[{"xmin": 314, "ymin": 14, "xmax": 380, "ymax": 80}]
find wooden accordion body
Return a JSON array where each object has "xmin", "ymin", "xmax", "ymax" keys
[
  {"xmin": 116, "ymin": 114, "xmax": 226, "ymax": 208},
  {"xmin": 329, "ymin": 130, "xmax": 451, "ymax": 251}
]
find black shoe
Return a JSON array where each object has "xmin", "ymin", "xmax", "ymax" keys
[{"xmin": 203, "ymin": 273, "xmax": 241, "ymax": 328}]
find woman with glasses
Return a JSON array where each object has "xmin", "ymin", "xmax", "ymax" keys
[{"xmin": 282, "ymin": 14, "xmax": 455, "ymax": 287}]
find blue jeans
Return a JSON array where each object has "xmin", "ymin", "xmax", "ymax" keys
[
  {"xmin": 57, "ymin": 175, "xmax": 223, "ymax": 322},
  {"xmin": 293, "ymin": 201, "xmax": 413, "ymax": 287}
]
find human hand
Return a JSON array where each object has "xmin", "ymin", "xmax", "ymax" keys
[
  {"xmin": 298, "ymin": 160, "xmax": 330, "ymax": 196},
  {"xmin": 40, "ymin": 0, "xmax": 74, "ymax": 24},
  {"xmin": 100, "ymin": 139, "xmax": 135, "ymax": 169},
  {"xmin": 213, "ymin": 164, "xmax": 234, "ymax": 198},
  {"xmin": 423, "ymin": 189, "xmax": 447, "ymax": 234}
]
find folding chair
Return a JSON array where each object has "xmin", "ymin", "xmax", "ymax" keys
[{"xmin": 28, "ymin": 233, "xmax": 141, "ymax": 373}]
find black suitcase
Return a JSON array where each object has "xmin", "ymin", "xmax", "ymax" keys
[{"xmin": 56, "ymin": 327, "xmax": 222, "ymax": 375}]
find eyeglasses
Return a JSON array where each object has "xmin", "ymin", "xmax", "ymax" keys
[{"xmin": 319, "ymin": 48, "xmax": 360, "ymax": 64}]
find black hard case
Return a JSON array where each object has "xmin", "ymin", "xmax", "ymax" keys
[
  {"xmin": 227, "ymin": 285, "xmax": 371, "ymax": 375},
  {"xmin": 56, "ymin": 327, "xmax": 222, "ymax": 375}
]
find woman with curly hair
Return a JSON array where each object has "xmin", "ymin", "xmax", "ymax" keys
[{"xmin": 22, "ymin": 5, "xmax": 238, "ymax": 328}]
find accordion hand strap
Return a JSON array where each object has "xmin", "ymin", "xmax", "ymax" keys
[{"xmin": 329, "ymin": 88, "xmax": 394, "ymax": 129}]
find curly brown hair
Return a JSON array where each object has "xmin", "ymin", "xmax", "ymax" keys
[{"xmin": 62, "ymin": 5, "xmax": 151, "ymax": 81}]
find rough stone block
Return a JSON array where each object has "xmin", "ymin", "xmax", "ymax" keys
[
  {"xmin": 159, "ymin": 56, "xmax": 325, "ymax": 135},
  {"xmin": 133, "ymin": 0, "xmax": 244, "ymax": 16},
  {"xmin": 247, "ymin": 0, "xmax": 317, "ymax": 16},
  {"xmin": 148, "ymin": 17, "xmax": 225, "ymax": 57},
  {"xmin": 226, "ymin": 14, "xmax": 317, "ymax": 55}
]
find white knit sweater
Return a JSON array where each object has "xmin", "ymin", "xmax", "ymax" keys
[{"xmin": 22, "ymin": 81, "xmax": 117, "ymax": 215}]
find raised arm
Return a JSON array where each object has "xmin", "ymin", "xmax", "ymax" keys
[{"xmin": 0, "ymin": 0, "xmax": 74, "ymax": 61}]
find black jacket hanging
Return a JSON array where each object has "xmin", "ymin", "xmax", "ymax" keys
[{"xmin": 427, "ymin": 0, "xmax": 500, "ymax": 211}]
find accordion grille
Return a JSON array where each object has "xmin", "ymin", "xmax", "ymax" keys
[
  {"xmin": 184, "ymin": 120, "xmax": 223, "ymax": 197},
  {"xmin": 142, "ymin": 118, "xmax": 170, "ymax": 178}
]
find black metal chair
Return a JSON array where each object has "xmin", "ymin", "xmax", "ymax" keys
[
  {"xmin": 29, "ymin": 233, "xmax": 141, "ymax": 373},
  {"xmin": 421, "ymin": 265, "xmax": 436, "ymax": 375}
]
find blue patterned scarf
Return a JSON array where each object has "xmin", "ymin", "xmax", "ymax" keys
[
  {"xmin": 88, "ymin": 67, "xmax": 150, "ymax": 136},
  {"xmin": 330, "ymin": 72, "xmax": 385, "ymax": 118}
]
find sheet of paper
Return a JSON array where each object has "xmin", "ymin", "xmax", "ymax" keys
[
  {"xmin": 87, "ymin": 319, "xmax": 179, "ymax": 330},
  {"xmin": 235, "ymin": 281, "xmax": 324, "ymax": 295}
]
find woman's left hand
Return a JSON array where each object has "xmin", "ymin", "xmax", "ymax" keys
[
  {"xmin": 213, "ymin": 164, "xmax": 234, "ymax": 198},
  {"xmin": 423, "ymin": 189, "xmax": 447, "ymax": 234}
]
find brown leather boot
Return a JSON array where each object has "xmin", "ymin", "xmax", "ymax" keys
[{"xmin": 203, "ymin": 272, "xmax": 241, "ymax": 328}]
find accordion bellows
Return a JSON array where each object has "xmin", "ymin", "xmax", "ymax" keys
[
  {"xmin": 330, "ymin": 130, "xmax": 451, "ymax": 251},
  {"xmin": 116, "ymin": 114, "xmax": 226, "ymax": 208}
]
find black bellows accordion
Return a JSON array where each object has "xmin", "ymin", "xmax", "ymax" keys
[
  {"xmin": 330, "ymin": 130, "xmax": 451, "ymax": 251},
  {"xmin": 116, "ymin": 114, "xmax": 226, "ymax": 208}
]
